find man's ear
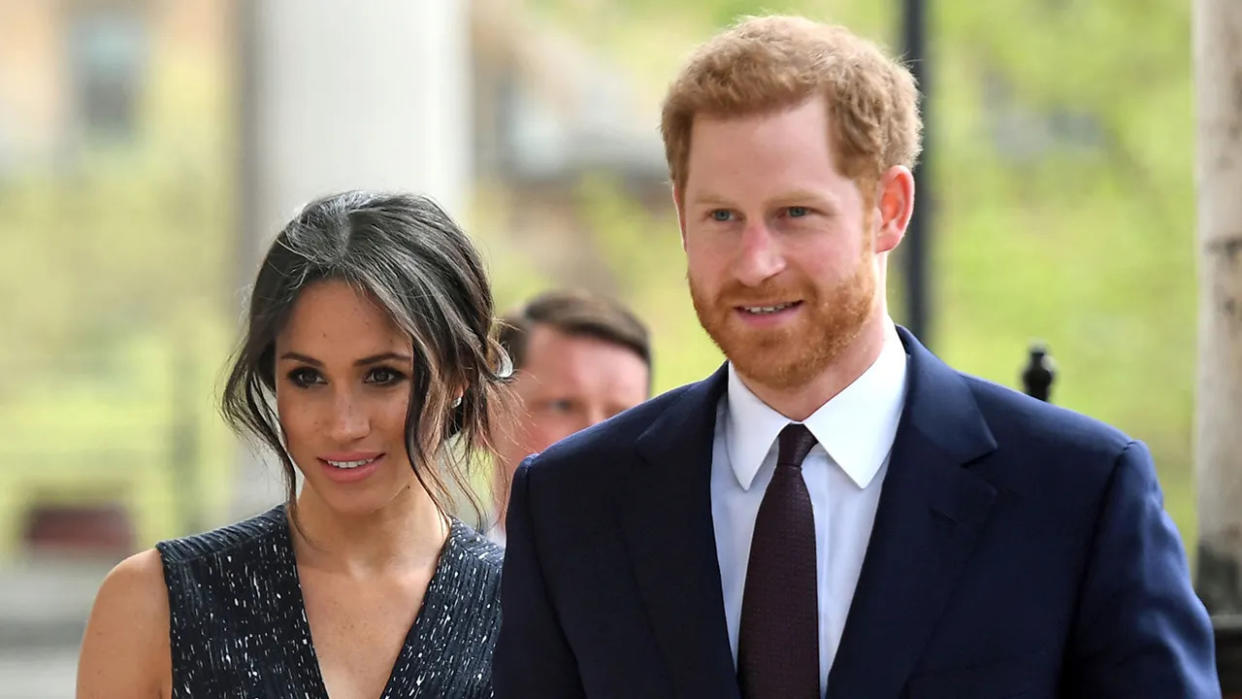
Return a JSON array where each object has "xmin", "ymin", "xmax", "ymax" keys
[
  {"xmin": 673, "ymin": 184, "xmax": 688, "ymax": 251},
  {"xmin": 874, "ymin": 165, "xmax": 915, "ymax": 254}
]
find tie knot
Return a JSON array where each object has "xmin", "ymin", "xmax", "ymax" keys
[{"xmin": 776, "ymin": 423, "xmax": 817, "ymax": 469}]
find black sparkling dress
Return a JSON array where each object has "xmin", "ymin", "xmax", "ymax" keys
[{"xmin": 155, "ymin": 505, "xmax": 503, "ymax": 698}]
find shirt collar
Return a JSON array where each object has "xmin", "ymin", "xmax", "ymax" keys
[{"xmin": 724, "ymin": 320, "xmax": 908, "ymax": 491}]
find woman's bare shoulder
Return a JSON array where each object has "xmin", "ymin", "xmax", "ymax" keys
[{"xmin": 77, "ymin": 549, "xmax": 171, "ymax": 698}]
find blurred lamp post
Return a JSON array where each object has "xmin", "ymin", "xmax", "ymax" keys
[{"xmin": 902, "ymin": 0, "xmax": 931, "ymax": 346}]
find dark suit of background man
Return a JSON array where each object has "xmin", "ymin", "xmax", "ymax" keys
[{"xmin": 494, "ymin": 14, "xmax": 1218, "ymax": 699}]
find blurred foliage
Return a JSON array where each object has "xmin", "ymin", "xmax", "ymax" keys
[
  {"xmin": 0, "ymin": 14, "xmax": 236, "ymax": 555},
  {"xmin": 496, "ymin": 0, "xmax": 1199, "ymax": 549}
]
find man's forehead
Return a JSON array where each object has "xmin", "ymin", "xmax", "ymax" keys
[
  {"xmin": 522, "ymin": 325, "xmax": 646, "ymax": 381},
  {"xmin": 525, "ymin": 324, "xmax": 631, "ymax": 363}
]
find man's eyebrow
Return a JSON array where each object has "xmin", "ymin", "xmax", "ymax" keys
[
  {"xmin": 769, "ymin": 190, "xmax": 838, "ymax": 208},
  {"xmin": 689, "ymin": 193, "xmax": 734, "ymax": 207},
  {"xmin": 689, "ymin": 190, "xmax": 840, "ymax": 208}
]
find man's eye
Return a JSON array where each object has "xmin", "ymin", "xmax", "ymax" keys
[
  {"xmin": 365, "ymin": 367, "xmax": 406, "ymax": 386},
  {"xmin": 710, "ymin": 209, "xmax": 734, "ymax": 222},
  {"xmin": 288, "ymin": 368, "xmax": 323, "ymax": 388},
  {"xmin": 787, "ymin": 206, "xmax": 810, "ymax": 218}
]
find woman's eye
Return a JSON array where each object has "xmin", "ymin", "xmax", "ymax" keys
[
  {"xmin": 365, "ymin": 367, "xmax": 406, "ymax": 386},
  {"xmin": 288, "ymin": 367, "xmax": 323, "ymax": 388},
  {"xmin": 545, "ymin": 399, "xmax": 574, "ymax": 414},
  {"xmin": 710, "ymin": 209, "xmax": 734, "ymax": 222}
]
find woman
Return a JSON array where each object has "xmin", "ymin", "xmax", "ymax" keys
[{"xmin": 77, "ymin": 192, "xmax": 511, "ymax": 698}]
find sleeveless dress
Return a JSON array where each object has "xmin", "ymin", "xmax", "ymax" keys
[{"xmin": 155, "ymin": 505, "xmax": 503, "ymax": 698}]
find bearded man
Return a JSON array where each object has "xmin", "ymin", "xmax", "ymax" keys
[{"xmin": 494, "ymin": 15, "xmax": 1217, "ymax": 699}]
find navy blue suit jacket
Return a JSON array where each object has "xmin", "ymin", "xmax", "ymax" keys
[{"xmin": 494, "ymin": 328, "xmax": 1218, "ymax": 698}]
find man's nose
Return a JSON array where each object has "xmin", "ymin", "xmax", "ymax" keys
[{"xmin": 731, "ymin": 220, "xmax": 786, "ymax": 287}]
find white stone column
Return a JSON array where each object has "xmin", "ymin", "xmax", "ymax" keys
[{"xmin": 1193, "ymin": 0, "xmax": 1242, "ymax": 614}]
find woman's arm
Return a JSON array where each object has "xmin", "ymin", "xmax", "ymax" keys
[{"xmin": 77, "ymin": 549, "xmax": 172, "ymax": 699}]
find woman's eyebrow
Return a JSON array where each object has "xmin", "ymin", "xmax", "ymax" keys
[
  {"xmin": 354, "ymin": 352, "xmax": 412, "ymax": 367},
  {"xmin": 276, "ymin": 351, "xmax": 411, "ymax": 367},
  {"xmin": 278, "ymin": 351, "xmax": 321, "ymax": 366}
]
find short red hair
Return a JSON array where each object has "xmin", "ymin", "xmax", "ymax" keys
[{"xmin": 661, "ymin": 15, "xmax": 923, "ymax": 200}]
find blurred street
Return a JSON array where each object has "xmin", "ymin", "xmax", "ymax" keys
[
  {"xmin": 0, "ymin": 647, "xmax": 78, "ymax": 699},
  {"xmin": 0, "ymin": 559, "xmax": 110, "ymax": 698}
]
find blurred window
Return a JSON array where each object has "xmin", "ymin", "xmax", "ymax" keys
[
  {"xmin": 67, "ymin": 9, "xmax": 148, "ymax": 140},
  {"xmin": 982, "ymin": 69, "xmax": 1103, "ymax": 161}
]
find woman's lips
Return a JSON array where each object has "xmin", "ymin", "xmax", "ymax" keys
[{"xmin": 317, "ymin": 452, "xmax": 384, "ymax": 483}]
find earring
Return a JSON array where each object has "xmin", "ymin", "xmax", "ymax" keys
[{"xmin": 496, "ymin": 349, "xmax": 514, "ymax": 379}]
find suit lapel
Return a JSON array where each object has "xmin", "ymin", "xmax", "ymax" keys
[
  {"xmin": 621, "ymin": 365, "xmax": 742, "ymax": 699},
  {"xmin": 826, "ymin": 328, "xmax": 1000, "ymax": 699}
]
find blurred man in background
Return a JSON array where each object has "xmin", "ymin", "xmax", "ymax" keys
[{"xmin": 490, "ymin": 289, "xmax": 651, "ymax": 543}]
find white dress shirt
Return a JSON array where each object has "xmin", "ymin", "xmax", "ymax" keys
[{"xmin": 711, "ymin": 320, "xmax": 908, "ymax": 696}]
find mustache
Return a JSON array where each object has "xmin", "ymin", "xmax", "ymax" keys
[{"xmin": 704, "ymin": 281, "xmax": 809, "ymax": 307}]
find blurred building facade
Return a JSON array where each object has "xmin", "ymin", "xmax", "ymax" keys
[{"xmin": 470, "ymin": 0, "xmax": 670, "ymax": 296}]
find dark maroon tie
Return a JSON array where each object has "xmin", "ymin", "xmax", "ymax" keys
[{"xmin": 737, "ymin": 423, "xmax": 820, "ymax": 699}]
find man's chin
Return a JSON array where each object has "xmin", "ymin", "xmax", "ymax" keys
[
  {"xmin": 711, "ymin": 321, "xmax": 860, "ymax": 391},
  {"xmin": 713, "ymin": 334, "xmax": 805, "ymax": 381},
  {"xmin": 731, "ymin": 353, "xmax": 823, "ymax": 391}
]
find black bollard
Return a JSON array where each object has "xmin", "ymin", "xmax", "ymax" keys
[
  {"xmin": 1021, "ymin": 343, "xmax": 1056, "ymax": 402},
  {"xmin": 1217, "ymin": 615, "xmax": 1242, "ymax": 697}
]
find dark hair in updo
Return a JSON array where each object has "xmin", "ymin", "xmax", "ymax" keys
[{"xmin": 222, "ymin": 191, "xmax": 510, "ymax": 522}]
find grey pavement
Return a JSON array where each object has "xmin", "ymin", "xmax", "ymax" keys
[
  {"xmin": 0, "ymin": 647, "xmax": 77, "ymax": 698},
  {"xmin": 0, "ymin": 556, "xmax": 114, "ymax": 697}
]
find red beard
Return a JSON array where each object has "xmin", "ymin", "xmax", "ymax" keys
[{"xmin": 689, "ymin": 253, "xmax": 875, "ymax": 390}]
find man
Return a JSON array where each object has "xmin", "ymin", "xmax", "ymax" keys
[
  {"xmin": 490, "ymin": 289, "xmax": 651, "ymax": 542},
  {"xmin": 495, "ymin": 15, "xmax": 1217, "ymax": 699}
]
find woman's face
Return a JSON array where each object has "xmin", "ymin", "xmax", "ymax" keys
[{"xmin": 274, "ymin": 279, "xmax": 419, "ymax": 516}]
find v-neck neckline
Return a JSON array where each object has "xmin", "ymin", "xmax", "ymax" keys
[{"xmin": 279, "ymin": 508, "xmax": 461, "ymax": 699}]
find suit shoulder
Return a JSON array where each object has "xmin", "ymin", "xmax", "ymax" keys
[
  {"xmin": 960, "ymin": 372, "xmax": 1132, "ymax": 462},
  {"xmin": 953, "ymin": 372, "xmax": 1151, "ymax": 520}
]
